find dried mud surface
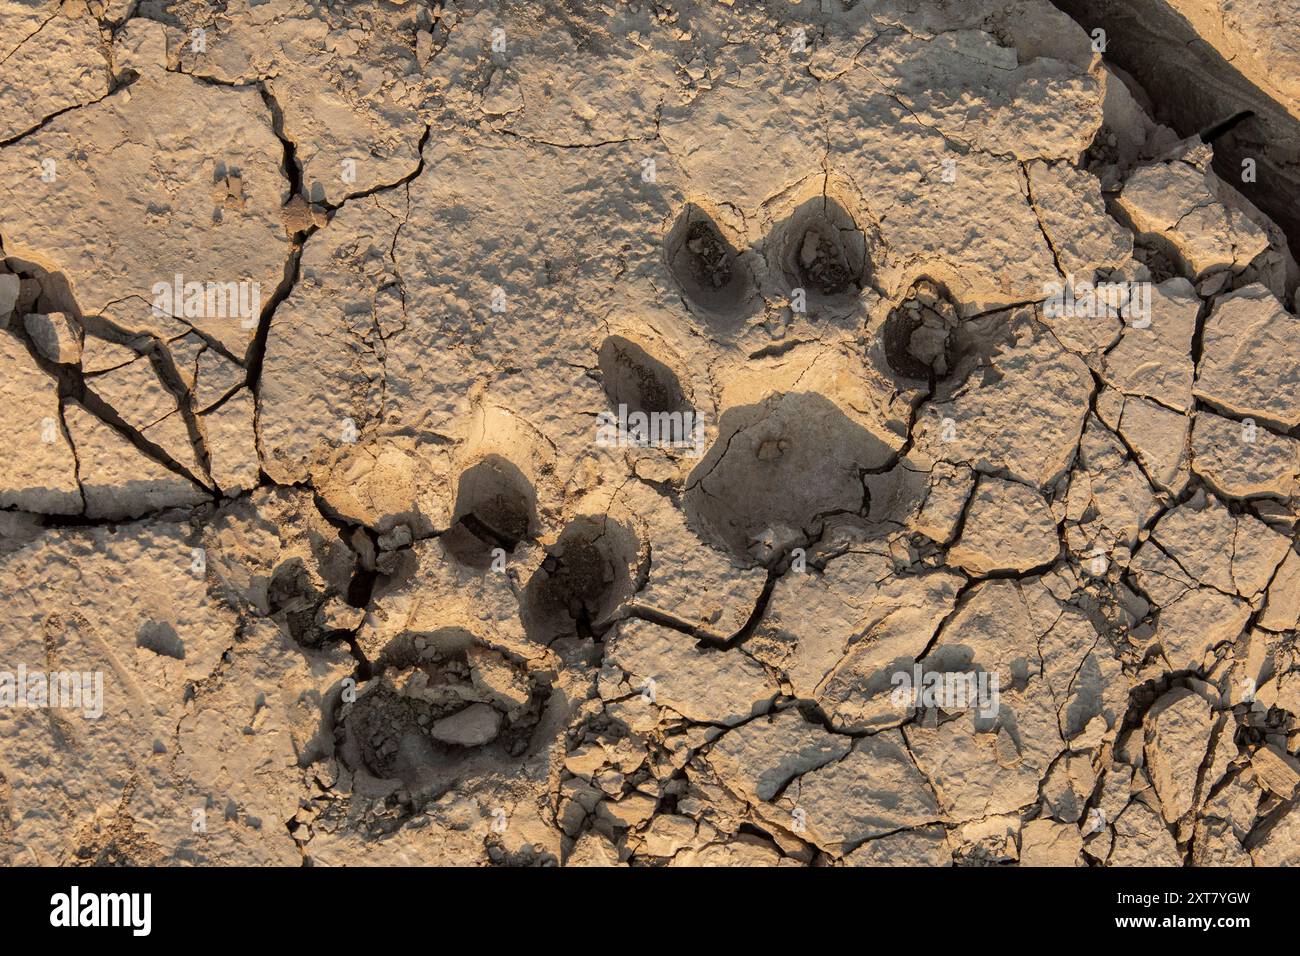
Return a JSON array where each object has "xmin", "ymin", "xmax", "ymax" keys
[{"xmin": 0, "ymin": 0, "xmax": 1298, "ymax": 868}]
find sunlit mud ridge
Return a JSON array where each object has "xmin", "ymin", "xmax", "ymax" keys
[{"xmin": 0, "ymin": 0, "xmax": 1297, "ymax": 868}]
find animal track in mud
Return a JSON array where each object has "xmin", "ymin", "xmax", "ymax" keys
[
  {"xmin": 598, "ymin": 335, "xmax": 689, "ymax": 419},
  {"xmin": 338, "ymin": 628, "xmax": 548, "ymax": 786},
  {"xmin": 344, "ymin": 680, "xmax": 437, "ymax": 781},
  {"xmin": 881, "ymin": 279, "xmax": 962, "ymax": 382},
  {"xmin": 521, "ymin": 515, "xmax": 641, "ymax": 642},
  {"xmin": 445, "ymin": 454, "xmax": 537, "ymax": 565},
  {"xmin": 665, "ymin": 203, "xmax": 756, "ymax": 318},
  {"xmin": 268, "ymin": 558, "xmax": 331, "ymax": 648},
  {"xmin": 767, "ymin": 192, "xmax": 872, "ymax": 309},
  {"xmin": 798, "ymin": 229, "xmax": 854, "ymax": 296},
  {"xmin": 8, "ymin": 0, "xmax": 1298, "ymax": 873},
  {"xmin": 685, "ymin": 391, "xmax": 895, "ymax": 564}
]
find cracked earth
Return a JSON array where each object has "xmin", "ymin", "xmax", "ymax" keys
[{"xmin": 1, "ymin": 0, "xmax": 1299, "ymax": 868}]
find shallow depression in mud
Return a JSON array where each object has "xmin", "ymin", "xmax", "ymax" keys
[
  {"xmin": 881, "ymin": 279, "xmax": 962, "ymax": 382},
  {"xmin": 665, "ymin": 203, "xmax": 757, "ymax": 319},
  {"xmin": 521, "ymin": 515, "xmax": 641, "ymax": 642},
  {"xmin": 684, "ymin": 392, "xmax": 895, "ymax": 564},
  {"xmin": 444, "ymin": 454, "xmax": 538, "ymax": 565},
  {"xmin": 598, "ymin": 335, "xmax": 689, "ymax": 418},
  {"xmin": 766, "ymin": 192, "xmax": 872, "ymax": 310}
]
